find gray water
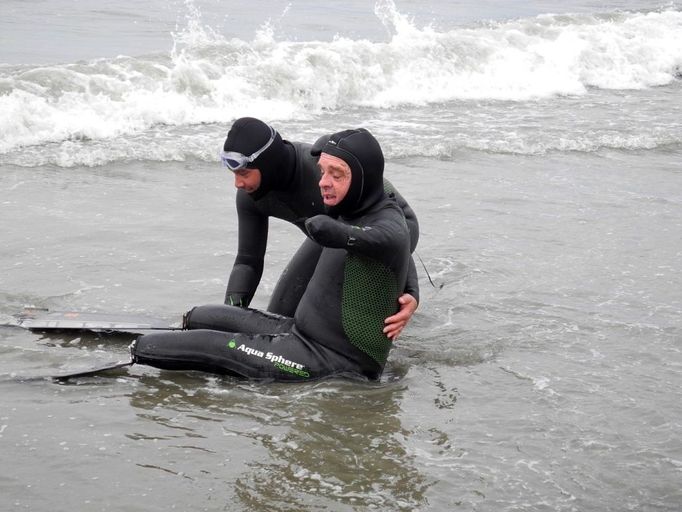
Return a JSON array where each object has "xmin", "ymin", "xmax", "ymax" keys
[{"xmin": 2, "ymin": 1, "xmax": 682, "ymax": 511}]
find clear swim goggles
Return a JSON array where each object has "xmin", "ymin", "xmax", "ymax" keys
[{"xmin": 220, "ymin": 125, "xmax": 276, "ymax": 171}]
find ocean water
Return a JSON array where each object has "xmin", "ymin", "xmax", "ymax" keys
[{"xmin": 1, "ymin": 1, "xmax": 681, "ymax": 511}]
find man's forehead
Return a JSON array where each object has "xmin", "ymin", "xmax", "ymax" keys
[{"xmin": 319, "ymin": 152, "xmax": 351, "ymax": 172}]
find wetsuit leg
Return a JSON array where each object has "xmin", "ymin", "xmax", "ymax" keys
[
  {"xmin": 131, "ymin": 329, "xmax": 367, "ymax": 382},
  {"xmin": 267, "ymin": 238, "xmax": 322, "ymax": 316},
  {"xmin": 184, "ymin": 304, "xmax": 293, "ymax": 334}
]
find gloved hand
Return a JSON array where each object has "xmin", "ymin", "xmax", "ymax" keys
[
  {"xmin": 305, "ymin": 215, "xmax": 335, "ymax": 241},
  {"xmin": 306, "ymin": 215, "xmax": 369, "ymax": 248}
]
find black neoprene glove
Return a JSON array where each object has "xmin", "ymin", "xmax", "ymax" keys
[{"xmin": 305, "ymin": 215, "xmax": 350, "ymax": 247}]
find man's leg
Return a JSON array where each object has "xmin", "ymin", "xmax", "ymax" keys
[
  {"xmin": 267, "ymin": 238, "xmax": 322, "ymax": 316},
  {"xmin": 131, "ymin": 329, "xmax": 359, "ymax": 381},
  {"xmin": 184, "ymin": 304, "xmax": 293, "ymax": 334}
]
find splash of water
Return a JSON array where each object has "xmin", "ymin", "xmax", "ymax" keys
[{"xmin": 1, "ymin": 1, "xmax": 680, "ymax": 163}]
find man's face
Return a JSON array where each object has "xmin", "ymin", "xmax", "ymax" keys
[
  {"xmin": 318, "ymin": 153, "xmax": 351, "ymax": 206},
  {"xmin": 232, "ymin": 168, "xmax": 262, "ymax": 193}
]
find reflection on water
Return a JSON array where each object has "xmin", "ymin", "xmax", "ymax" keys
[
  {"xmin": 234, "ymin": 382, "xmax": 429, "ymax": 511},
  {"xmin": 127, "ymin": 373, "xmax": 430, "ymax": 511}
]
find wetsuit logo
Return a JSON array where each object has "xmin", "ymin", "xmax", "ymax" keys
[{"xmin": 229, "ymin": 341, "xmax": 310, "ymax": 378}]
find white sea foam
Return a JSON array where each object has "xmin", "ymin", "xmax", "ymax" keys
[{"xmin": 1, "ymin": 2, "xmax": 681, "ymax": 163}]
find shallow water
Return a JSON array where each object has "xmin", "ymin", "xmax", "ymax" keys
[
  {"xmin": 3, "ymin": 151, "xmax": 681, "ymax": 510},
  {"xmin": 2, "ymin": 1, "xmax": 682, "ymax": 510}
]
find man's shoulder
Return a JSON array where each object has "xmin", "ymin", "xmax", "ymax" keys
[
  {"xmin": 291, "ymin": 142, "xmax": 317, "ymax": 168},
  {"xmin": 357, "ymin": 199, "xmax": 408, "ymax": 236},
  {"xmin": 374, "ymin": 196, "xmax": 406, "ymax": 217},
  {"xmin": 236, "ymin": 188, "xmax": 269, "ymax": 214},
  {"xmin": 290, "ymin": 141, "xmax": 312, "ymax": 151}
]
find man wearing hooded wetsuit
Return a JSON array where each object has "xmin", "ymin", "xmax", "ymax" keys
[
  {"xmin": 131, "ymin": 128, "xmax": 411, "ymax": 381},
  {"xmin": 220, "ymin": 118, "xmax": 419, "ymax": 341}
]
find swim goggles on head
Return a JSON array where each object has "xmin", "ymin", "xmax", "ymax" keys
[{"xmin": 220, "ymin": 125, "xmax": 276, "ymax": 171}]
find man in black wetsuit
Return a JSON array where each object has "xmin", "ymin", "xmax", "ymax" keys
[
  {"xmin": 132, "ymin": 128, "xmax": 411, "ymax": 381},
  {"xmin": 220, "ymin": 117, "xmax": 419, "ymax": 340}
]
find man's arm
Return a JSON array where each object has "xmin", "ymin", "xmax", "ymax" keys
[
  {"xmin": 304, "ymin": 214, "xmax": 392, "ymax": 254},
  {"xmin": 385, "ymin": 254, "xmax": 419, "ymax": 340},
  {"xmin": 384, "ymin": 180, "xmax": 419, "ymax": 252},
  {"xmin": 383, "ymin": 180, "xmax": 420, "ymax": 311},
  {"xmin": 225, "ymin": 190, "xmax": 269, "ymax": 306}
]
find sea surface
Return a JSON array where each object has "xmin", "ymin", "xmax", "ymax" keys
[{"xmin": 1, "ymin": 1, "xmax": 681, "ymax": 511}]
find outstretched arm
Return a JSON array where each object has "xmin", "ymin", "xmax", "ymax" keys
[{"xmin": 225, "ymin": 190, "xmax": 269, "ymax": 306}]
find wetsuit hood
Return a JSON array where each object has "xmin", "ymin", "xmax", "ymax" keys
[
  {"xmin": 311, "ymin": 128, "xmax": 385, "ymax": 218},
  {"xmin": 223, "ymin": 117, "xmax": 295, "ymax": 199}
]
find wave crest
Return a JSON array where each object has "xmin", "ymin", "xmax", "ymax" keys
[{"xmin": 1, "ymin": 1, "xmax": 681, "ymax": 161}]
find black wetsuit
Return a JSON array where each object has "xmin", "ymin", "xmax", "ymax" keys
[
  {"xmin": 226, "ymin": 141, "xmax": 420, "ymax": 314},
  {"xmin": 132, "ymin": 197, "xmax": 409, "ymax": 381},
  {"xmin": 132, "ymin": 129, "xmax": 412, "ymax": 381}
]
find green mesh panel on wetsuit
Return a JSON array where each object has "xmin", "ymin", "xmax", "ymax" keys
[{"xmin": 342, "ymin": 254, "xmax": 399, "ymax": 364}]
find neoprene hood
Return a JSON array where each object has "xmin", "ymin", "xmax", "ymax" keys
[
  {"xmin": 312, "ymin": 128, "xmax": 385, "ymax": 218},
  {"xmin": 223, "ymin": 117, "xmax": 293, "ymax": 198}
]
